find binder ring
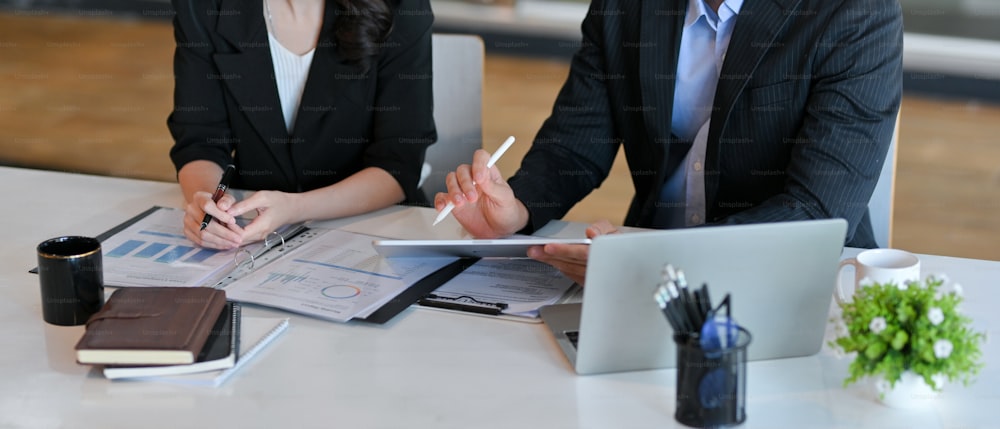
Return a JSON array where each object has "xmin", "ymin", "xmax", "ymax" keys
[
  {"xmin": 235, "ymin": 248, "xmax": 255, "ymax": 270},
  {"xmin": 234, "ymin": 230, "xmax": 287, "ymax": 270},
  {"xmin": 264, "ymin": 230, "xmax": 286, "ymax": 251}
]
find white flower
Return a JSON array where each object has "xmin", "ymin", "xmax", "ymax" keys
[
  {"xmin": 859, "ymin": 276, "xmax": 874, "ymax": 287},
  {"xmin": 833, "ymin": 320, "xmax": 847, "ymax": 337},
  {"xmin": 869, "ymin": 317, "xmax": 887, "ymax": 334},
  {"xmin": 931, "ymin": 373, "xmax": 947, "ymax": 389},
  {"xmin": 831, "ymin": 345, "xmax": 846, "ymax": 360},
  {"xmin": 875, "ymin": 378, "xmax": 891, "ymax": 394},
  {"xmin": 952, "ymin": 283, "xmax": 964, "ymax": 297},
  {"xmin": 934, "ymin": 339, "xmax": 953, "ymax": 359},
  {"xmin": 927, "ymin": 307, "xmax": 945, "ymax": 326}
]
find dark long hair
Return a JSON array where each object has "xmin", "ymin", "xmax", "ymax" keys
[{"xmin": 333, "ymin": 0, "xmax": 394, "ymax": 72}]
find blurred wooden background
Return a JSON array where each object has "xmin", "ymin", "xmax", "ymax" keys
[{"xmin": 1, "ymin": 13, "xmax": 998, "ymax": 261}]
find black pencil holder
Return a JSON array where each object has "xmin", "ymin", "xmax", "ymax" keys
[{"xmin": 673, "ymin": 327, "xmax": 751, "ymax": 428}]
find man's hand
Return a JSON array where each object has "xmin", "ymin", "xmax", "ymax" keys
[
  {"xmin": 527, "ymin": 220, "xmax": 620, "ymax": 286},
  {"xmin": 433, "ymin": 149, "xmax": 530, "ymax": 238}
]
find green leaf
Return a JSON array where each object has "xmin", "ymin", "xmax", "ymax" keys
[
  {"xmin": 891, "ymin": 330, "xmax": 909, "ymax": 351},
  {"xmin": 921, "ymin": 346, "xmax": 935, "ymax": 363},
  {"xmin": 865, "ymin": 341, "xmax": 887, "ymax": 360}
]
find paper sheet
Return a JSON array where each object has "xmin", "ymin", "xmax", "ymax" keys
[
  {"xmin": 221, "ymin": 229, "xmax": 457, "ymax": 322},
  {"xmin": 430, "ymin": 259, "xmax": 577, "ymax": 318},
  {"xmin": 101, "ymin": 207, "xmax": 237, "ymax": 287}
]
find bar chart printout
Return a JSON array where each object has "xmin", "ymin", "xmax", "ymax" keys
[{"xmin": 101, "ymin": 207, "xmax": 238, "ymax": 287}]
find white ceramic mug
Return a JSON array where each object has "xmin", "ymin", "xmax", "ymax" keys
[{"xmin": 837, "ymin": 248, "xmax": 920, "ymax": 303}]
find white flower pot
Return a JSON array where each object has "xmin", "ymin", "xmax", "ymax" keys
[{"xmin": 874, "ymin": 371, "xmax": 940, "ymax": 408}]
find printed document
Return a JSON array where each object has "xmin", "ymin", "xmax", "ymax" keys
[
  {"xmin": 221, "ymin": 229, "xmax": 457, "ymax": 322},
  {"xmin": 430, "ymin": 259, "xmax": 577, "ymax": 317},
  {"xmin": 101, "ymin": 207, "xmax": 237, "ymax": 287}
]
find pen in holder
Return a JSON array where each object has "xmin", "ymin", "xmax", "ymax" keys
[
  {"xmin": 654, "ymin": 263, "xmax": 751, "ymax": 428},
  {"xmin": 674, "ymin": 326, "xmax": 750, "ymax": 428}
]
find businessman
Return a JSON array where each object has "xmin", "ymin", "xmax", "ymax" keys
[{"xmin": 435, "ymin": 0, "xmax": 903, "ymax": 284}]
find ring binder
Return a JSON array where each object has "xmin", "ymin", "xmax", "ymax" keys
[
  {"xmin": 234, "ymin": 229, "xmax": 292, "ymax": 270},
  {"xmin": 215, "ymin": 225, "xmax": 316, "ymax": 289},
  {"xmin": 418, "ymin": 294, "xmax": 509, "ymax": 316}
]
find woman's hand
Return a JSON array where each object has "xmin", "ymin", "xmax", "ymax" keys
[
  {"xmin": 226, "ymin": 190, "xmax": 302, "ymax": 244},
  {"xmin": 183, "ymin": 191, "xmax": 243, "ymax": 249}
]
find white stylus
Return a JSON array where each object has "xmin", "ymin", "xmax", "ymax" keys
[{"xmin": 432, "ymin": 136, "xmax": 516, "ymax": 226}]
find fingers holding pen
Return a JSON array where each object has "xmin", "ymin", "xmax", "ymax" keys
[
  {"xmin": 443, "ymin": 169, "xmax": 469, "ymax": 208},
  {"xmin": 201, "ymin": 219, "xmax": 245, "ymax": 249},
  {"xmin": 470, "ymin": 149, "xmax": 500, "ymax": 195},
  {"xmin": 215, "ymin": 193, "xmax": 238, "ymax": 212},
  {"xmin": 183, "ymin": 199, "xmax": 243, "ymax": 249},
  {"xmin": 199, "ymin": 192, "xmax": 237, "ymax": 226},
  {"xmin": 442, "ymin": 149, "xmax": 501, "ymax": 207}
]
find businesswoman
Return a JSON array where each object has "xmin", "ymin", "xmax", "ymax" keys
[{"xmin": 168, "ymin": 0, "xmax": 436, "ymax": 249}]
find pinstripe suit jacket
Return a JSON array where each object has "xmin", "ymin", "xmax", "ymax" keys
[{"xmin": 507, "ymin": 0, "xmax": 903, "ymax": 248}]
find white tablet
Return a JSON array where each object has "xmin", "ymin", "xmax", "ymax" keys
[{"xmin": 372, "ymin": 238, "xmax": 592, "ymax": 258}]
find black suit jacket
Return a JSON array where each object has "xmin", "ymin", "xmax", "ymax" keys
[
  {"xmin": 168, "ymin": 0, "xmax": 436, "ymax": 202},
  {"xmin": 507, "ymin": 0, "xmax": 903, "ymax": 248}
]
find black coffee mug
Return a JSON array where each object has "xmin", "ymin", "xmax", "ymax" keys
[{"xmin": 37, "ymin": 236, "xmax": 105, "ymax": 326}]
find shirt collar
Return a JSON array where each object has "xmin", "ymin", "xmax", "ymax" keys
[{"xmin": 685, "ymin": 0, "xmax": 745, "ymax": 28}]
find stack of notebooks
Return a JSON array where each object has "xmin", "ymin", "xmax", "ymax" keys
[{"xmin": 74, "ymin": 287, "xmax": 288, "ymax": 386}]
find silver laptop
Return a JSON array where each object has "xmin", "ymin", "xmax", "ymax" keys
[{"xmin": 539, "ymin": 219, "xmax": 847, "ymax": 375}]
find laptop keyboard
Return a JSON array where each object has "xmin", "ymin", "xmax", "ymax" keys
[{"xmin": 564, "ymin": 330, "xmax": 580, "ymax": 349}]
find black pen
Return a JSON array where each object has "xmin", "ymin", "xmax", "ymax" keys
[
  {"xmin": 654, "ymin": 282, "xmax": 683, "ymax": 333},
  {"xmin": 663, "ymin": 265, "xmax": 696, "ymax": 333},
  {"xmin": 199, "ymin": 164, "xmax": 236, "ymax": 230},
  {"xmin": 697, "ymin": 283, "xmax": 712, "ymax": 321},
  {"xmin": 657, "ymin": 264, "xmax": 688, "ymax": 333},
  {"xmin": 675, "ymin": 269, "xmax": 704, "ymax": 330}
]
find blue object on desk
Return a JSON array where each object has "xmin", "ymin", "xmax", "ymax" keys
[{"xmin": 699, "ymin": 315, "xmax": 740, "ymax": 355}]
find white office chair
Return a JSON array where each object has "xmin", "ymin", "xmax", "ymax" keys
[
  {"xmin": 419, "ymin": 34, "xmax": 484, "ymax": 198},
  {"xmin": 868, "ymin": 113, "xmax": 900, "ymax": 248}
]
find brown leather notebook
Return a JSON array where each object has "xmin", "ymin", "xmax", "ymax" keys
[{"xmin": 75, "ymin": 287, "xmax": 227, "ymax": 365}]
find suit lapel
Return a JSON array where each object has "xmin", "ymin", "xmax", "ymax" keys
[
  {"xmin": 212, "ymin": 0, "xmax": 296, "ymax": 185},
  {"xmin": 705, "ymin": 0, "xmax": 801, "ymax": 208},
  {"xmin": 638, "ymin": 0, "xmax": 687, "ymax": 189},
  {"xmin": 290, "ymin": 5, "xmax": 368, "ymax": 161}
]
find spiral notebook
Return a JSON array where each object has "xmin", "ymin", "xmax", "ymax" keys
[
  {"xmin": 120, "ymin": 316, "xmax": 290, "ymax": 387},
  {"xmin": 103, "ymin": 302, "xmax": 241, "ymax": 380}
]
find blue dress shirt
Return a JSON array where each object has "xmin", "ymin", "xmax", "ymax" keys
[{"xmin": 655, "ymin": 0, "xmax": 744, "ymax": 228}]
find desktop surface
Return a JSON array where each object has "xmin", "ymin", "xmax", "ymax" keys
[{"xmin": 1, "ymin": 166, "xmax": 997, "ymax": 429}]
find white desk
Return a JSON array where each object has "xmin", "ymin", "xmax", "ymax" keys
[{"xmin": 1, "ymin": 166, "xmax": 996, "ymax": 429}]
